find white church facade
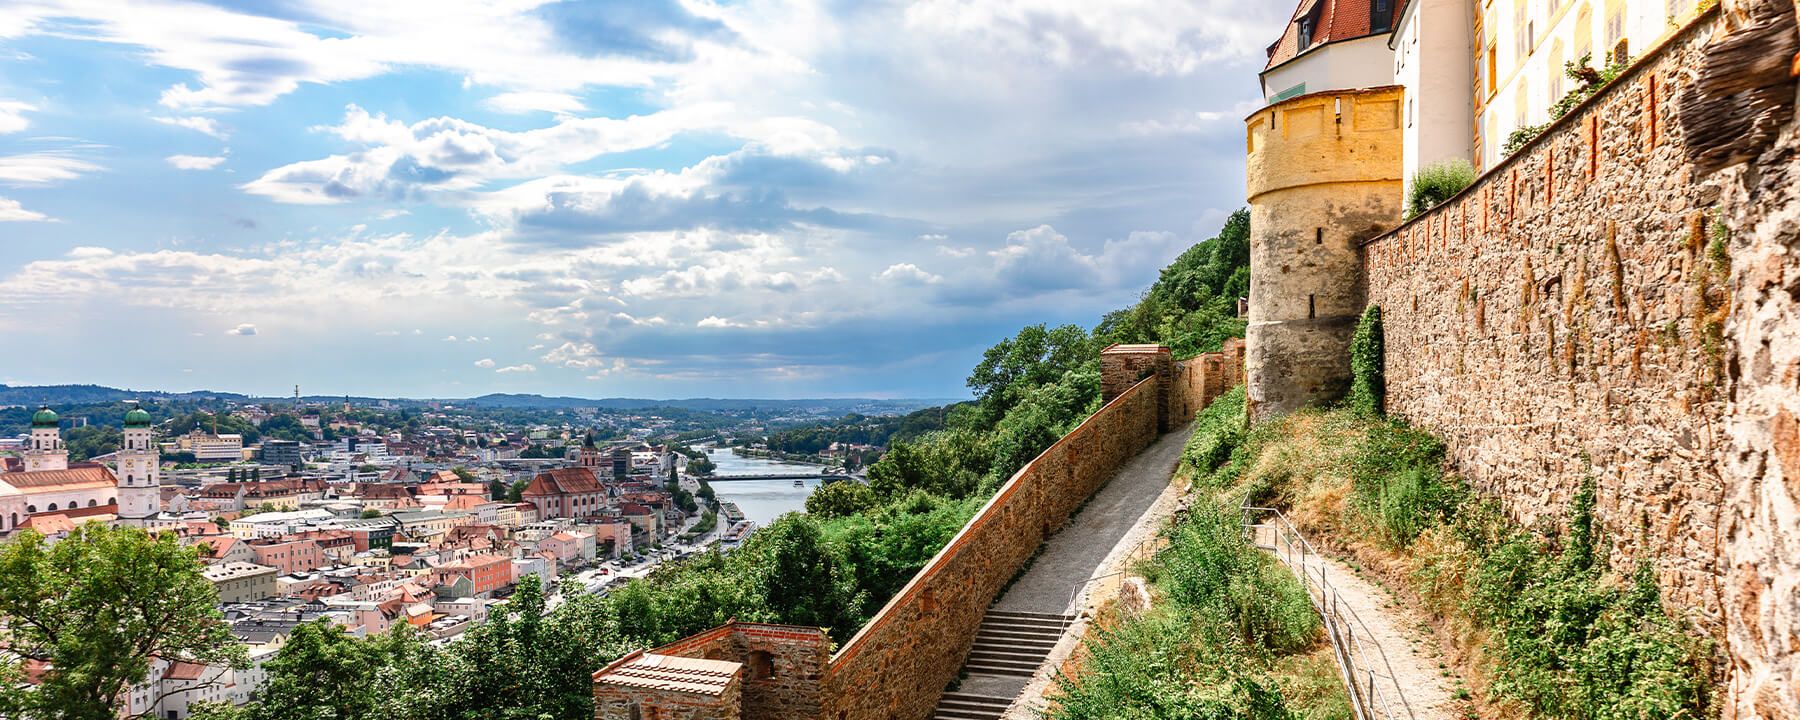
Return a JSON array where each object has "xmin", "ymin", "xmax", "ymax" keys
[{"xmin": 0, "ymin": 406, "xmax": 165, "ymax": 534}]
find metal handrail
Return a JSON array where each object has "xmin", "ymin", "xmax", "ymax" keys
[{"xmin": 1240, "ymin": 504, "xmax": 1413, "ymax": 720}]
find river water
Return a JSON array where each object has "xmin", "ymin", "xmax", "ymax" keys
[{"xmin": 702, "ymin": 447, "xmax": 824, "ymax": 527}]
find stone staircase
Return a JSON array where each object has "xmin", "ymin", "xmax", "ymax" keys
[{"xmin": 932, "ymin": 609, "xmax": 1075, "ymax": 719}]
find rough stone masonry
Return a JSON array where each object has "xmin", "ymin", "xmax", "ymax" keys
[{"xmin": 1360, "ymin": 2, "xmax": 1800, "ymax": 716}]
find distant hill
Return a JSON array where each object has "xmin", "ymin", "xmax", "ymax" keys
[
  {"xmin": 0, "ymin": 384, "xmax": 959, "ymax": 414},
  {"xmin": 0, "ymin": 384, "xmax": 248, "ymax": 406},
  {"xmin": 452, "ymin": 394, "xmax": 955, "ymax": 413}
]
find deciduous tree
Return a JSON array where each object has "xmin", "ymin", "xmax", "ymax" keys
[{"xmin": 0, "ymin": 524, "xmax": 244, "ymax": 720}]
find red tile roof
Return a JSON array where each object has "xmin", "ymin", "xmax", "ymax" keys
[
  {"xmin": 1265, "ymin": 0, "xmax": 1402, "ymax": 71},
  {"xmin": 522, "ymin": 467, "xmax": 602, "ymax": 497},
  {"xmin": 358, "ymin": 484, "xmax": 416, "ymax": 500},
  {"xmin": 0, "ymin": 465, "xmax": 116, "ymax": 491},
  {"xmin": 163, "ymin": 661, "xmax": 210, "ymax": 681},
  {"xmin": 594, "ymin": 652, "xmax": 741, "ymax": 697}
]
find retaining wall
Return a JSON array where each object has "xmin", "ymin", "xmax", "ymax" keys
[
  {"xmin": 819, "ymin": 375, "xmax": 1163, "ymax": 720},
  {"xmin": 1361, "ymin": 5, "xmax": 1800, "ymax": 715}
]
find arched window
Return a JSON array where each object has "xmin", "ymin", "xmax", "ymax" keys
[
  {"xmin": 9, "ymin": 513, "xmax": 16, "ymax": 529},
  {"xmin": 1604, "ymin": 0, "xmax": 1625, "ymax": 60},
  {"xmin": 88, "ymin": 499, "xmax": 97, "ymax": 507},
  {"xmin": 26, "ymin": 505, "xmax": 36, "ymax": 514},
  {"xmin": 47, "ymin": 503, "xmax": 57, "ymax": 512}
]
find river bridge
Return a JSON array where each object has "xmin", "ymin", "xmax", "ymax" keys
[{"xmin": 704, "ymin": 473, "xmax": 854, "ymax": 483}]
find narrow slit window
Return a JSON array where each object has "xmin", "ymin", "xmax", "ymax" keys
[
  {"xmin": 1315, "ymin": 228, "xmax": 1324, "ymax": 245},
  {"xmin": 1308, "ymin": 295, "xmax": 1317, "ymax": 318}
]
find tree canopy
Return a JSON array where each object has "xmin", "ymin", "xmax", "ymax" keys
[{"xmin": 0, "ymin": 524, "xmax": 244, "ymax": 720}]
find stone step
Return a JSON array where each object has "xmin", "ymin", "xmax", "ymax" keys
[
  {"xmin": 933, "ymin": 692, "xmax": 1014, "ymax": 720},
  {"xmin": 962, "ymin": 658, "xmax": 1042, "ymax": 676},
  {"xmin": 984, "ymin": 609, "xmax": 1075, "ymax": 623},
  {"xmin": 974, "ymin": 627, "xmax": 1064, "ymax": 644},
  {"xmin": 976, "ymin": 620, "xmax": 1069, "ymax": 636},
  {"xmin": 978, "ymin": 616, "xmax": 1071, "ymax": 631},
  {"xmin": 972, "ymin": 648, "xmax": 1051, "ymax": 662}
]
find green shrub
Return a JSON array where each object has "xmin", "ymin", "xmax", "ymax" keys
[
  {"xmin": 1504, "ymin": 123, "xmax": 1548, "ymax": 155},
  {"xmin": 1502, "ymin": 54, "xmax": 1631, "ymax": 159},
  {"xmin": 1051, "ymin": 504, "xmax": 1322, "ymax": 720},
  {"xmin": 1047, "ymin": 611, "xmax": 1296, "ymax": 720},
  {"xmin": 1182, "ymin": 385, "xmax": 1247, "ymax": 481},
  {"xmin": 1156, "ymin": 507, "xmax": 1320, "ymax": 655},
  {"xmin": 1346, "ymin": 306, "xmax": 1385, "ymax": 414},
  {"xmin": 1405, "ymin": 161, "xmax": 1477, "ymax": 219}
]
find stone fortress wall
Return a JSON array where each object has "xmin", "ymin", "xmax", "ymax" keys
[{"xmin": 1341, "ymin": 3, "xmax": 1800, "ymax": 715}]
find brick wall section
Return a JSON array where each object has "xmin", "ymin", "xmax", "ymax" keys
[
  {"xmin": 1102, "ymin": 339, "xmax": 1246, "ymax": 432},
  {"xmin": 1169, "ymin": 338, "xmax": 1247, "ymax": 424},
  {"xmin": 1363, "ymin": 6, "xmax": 1800, "ymax": 715},
  {"xmin": 819, "ymin": 376, "xmax": 1164, "ymax": 720},
  {"xmin": 650, "ymin": 623, "xmax": 831, "ymax": 719}
]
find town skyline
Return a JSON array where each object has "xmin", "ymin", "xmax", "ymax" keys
[{"xmin": 0, "ymin": 1, "xmax": 1288, "ymax": 399}]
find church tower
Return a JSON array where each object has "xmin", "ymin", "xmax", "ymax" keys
[
  {"xmin": 23, "ymin": 407, "xmax": 68, "ymax": 472},
  {"xmin": 116, "ymin": 405, "xmax": 160, "ymax": 524}
]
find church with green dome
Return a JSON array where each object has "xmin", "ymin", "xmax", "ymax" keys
[{"xmin": 1, "ymin": 405, "xmax": 166, "ymax": 535}]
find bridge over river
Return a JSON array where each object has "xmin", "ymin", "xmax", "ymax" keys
[{"xmin": 705, "ymin": 473, "xmax": 854, "ymax": 483}]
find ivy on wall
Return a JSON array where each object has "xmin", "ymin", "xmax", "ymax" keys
[{"xmin": 1348, "ymin": 305, "xmax": 1385, "ymax": 414}]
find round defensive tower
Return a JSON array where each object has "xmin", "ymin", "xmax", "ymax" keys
[{"xmin": 1244, "ymin": 86, "xmax": 1405, "ymax": 422}]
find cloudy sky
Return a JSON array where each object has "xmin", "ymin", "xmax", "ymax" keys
[{"xmin": 0, "ymin": 0, "xmax": 1286, "ymax": 400}]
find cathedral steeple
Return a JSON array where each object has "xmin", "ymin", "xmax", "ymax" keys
[
  {"xmin": 116, "ymin": 403, "xmax": 161, "ymax": 525},
  {"xmin": 23, "ymin": 406, "xmax": 67, "ymax": 473}
]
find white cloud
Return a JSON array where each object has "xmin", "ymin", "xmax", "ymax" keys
[
  {"xmin": 901, "ymin": 0, "xmax": 1276, "ymax": 76},
  {"xmin": 484, "ymin": 91, "xmax": 585, "ymax": 115},
  {"xmin": 226, "ymin": 323, "xmax": 257, "ymax": 336},
  {"xmin": 442, "ymin": 335, "xmax": 458, "ymax": 342},
  {"xmin": 0, "ymin": 100, "xmax": 34, "ymax": 133},
  {"xmin": 166, "ymin": 154, "xmax": 226, "ymax": 170},
  {"xmin": 877, "ymin": 262, "xmax": 940, "ymax": 285},
  {"xmin": 240, "ymin": 102, "xmax": 743, "ymax": 205},
  {"xmin": 473, "ymin": 358, "xmax": 495, "ymax": 368},
  {"xmin": 495, "ymin": 363, "xmax": 536, "ymax": 374},
  {"xmin": 0, "ymin": 153, "xmax": 101, "ymax": 184},
  {"xmin": 584, "ymin": 358, "xmax": 629, "ymax": 378},
  {"xmin": 542, "ymin": 341, "xmax": 607, "ymax": 369},
  {"xmin": 67, "ymin": 246, "xmax": 113, "ymax": 258},
  {"xmin": 153, "ymin": 115, "xmax": 224, "ymax": 138},
  {"xmin": 0, "ymin": 196, "xmax": 48, "ymax": 222},
  {"xmin": 696, "ymin": 316, "xmax": 735, "ymax": 328}
]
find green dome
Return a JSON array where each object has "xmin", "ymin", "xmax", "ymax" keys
[
  {"xmin": 30, "ymin": 407, "xmax": 58, "ymax": 428},
  {"xmin": 124, "ymin": 406, "xmax": 152, "ymax": 428}
]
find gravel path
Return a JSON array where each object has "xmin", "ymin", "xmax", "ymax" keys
[{"xmin": 1281, "ymin": 549, "xmax": 1466, "ymax": 720}]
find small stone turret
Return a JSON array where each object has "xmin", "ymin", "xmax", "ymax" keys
[{"xmin": 1244, "ymin": 86, "xmax": 1405, "ymax": 422}]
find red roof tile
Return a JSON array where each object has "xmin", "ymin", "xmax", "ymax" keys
[
  {"xmin": 595, "ymin": 653, "xmax": 741, "ymax": 697},
  {"xmin": 0, "ymin": 465, "xmax": 116, "ymax": 491},
  {"xmin": 522, "ymin": 467, "xmax": 602, "ymax": 497},
  {"xmin": 1264, "ymin": 0, "xmax": 1402, "ymax": 71}
]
